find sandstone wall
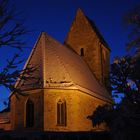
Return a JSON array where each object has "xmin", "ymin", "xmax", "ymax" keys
[
  {"xmin": 44, "ymin": 88, "xmax": 107, "ymax": 131},
  {"xmin": 10, "ymin": 88, "xmax": 108, "ymax": 132}
]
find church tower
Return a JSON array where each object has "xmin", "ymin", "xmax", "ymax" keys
[{"xmin": 65, "ymin": 9, "xmax": 110, "ymax": 88}]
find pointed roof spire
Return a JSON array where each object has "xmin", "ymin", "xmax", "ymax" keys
[
  {"xmin": 65, "ymin": 8, "xmax": 110, "ymax": 50},
  {"xmin": 76, "ymin": 8, "xmax": 84, "ymax": 14}
]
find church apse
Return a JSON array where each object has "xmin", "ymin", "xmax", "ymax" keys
[{"xmin": 10, "ymin": 31, "xmax": 111, "ymax": 132}]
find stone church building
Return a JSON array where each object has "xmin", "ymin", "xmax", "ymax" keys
[{"xmin": 0, "ymin": 9, "xmax": 112, "ymax": 131}]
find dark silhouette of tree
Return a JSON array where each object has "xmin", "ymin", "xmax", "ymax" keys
[
  {"xmin": 0, "ymin": 0, "xmax": 36, "ymax": 96},
  {"xmin": 88, "ymin": 100, "xmax": 140, "ymax": 140},
  {"xmin": 88, "ymin": 4, "xmax": 140, "ymax": 140},
  {"xmin": 0, "ymin": 0, "xmax": 27, "ymax": 50},
  {"xmin": 111, "ymin": 56, "xmax": 140, "ymax": 104},
  {"xmin": 124, "ymin": 4, "xmax": 140, "ymax": 56}
]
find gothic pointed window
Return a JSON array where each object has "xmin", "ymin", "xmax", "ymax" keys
[
  {"xmin": 57, "ymin": 99, "xmax": 66, "ymax": 126},
  {"xmin": 80, "ymin": 48, "xmax": 84, "ymax": 56},
  {"xmin": 26, "ymin": 99, "xmax": 34, "ymax": 128}
]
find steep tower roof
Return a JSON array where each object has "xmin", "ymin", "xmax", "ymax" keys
[
  {"xmin": 65, "ymin": 8, "xmax": 110, "ymax": 50},
  {"xmin": 15, "ymin": 32, "xmax": 111, "ymax": 102}
]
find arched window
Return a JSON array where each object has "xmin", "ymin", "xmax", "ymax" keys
[
  {"xmin": 57, "ymin": 99, "xmax": 66, "ymax": 126},
  {"xmin": 26, "ymin": 99, "xmax": 34, "ymax": 128},
  {"xmin": 80, "ymin": 48, "xmax": 84, "ymax": 56}
]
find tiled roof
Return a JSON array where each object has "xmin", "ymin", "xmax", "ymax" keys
[{"xmin": 16, "ymin": 32, "xmax": 111, "ymax": 102}]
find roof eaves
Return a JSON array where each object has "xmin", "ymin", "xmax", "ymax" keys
[{"xmin": 75, "ymin": 84, "xmax": 112, "ymax": 103}]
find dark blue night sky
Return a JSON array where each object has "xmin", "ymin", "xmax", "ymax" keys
[
  {"xmin": 0, "ymin": 0, "xmax": 139, "ymax": 110},
  {"xmin": 13, "ymin": 0, "xmax": 139, "ymax": 56}
]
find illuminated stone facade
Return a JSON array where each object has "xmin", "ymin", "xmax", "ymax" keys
[
  {"xmin": 65, "ymin": 8, "xmax": 110, "ymax": 87},
  {"xmin": 0, "ymin": 8, "xmax": 111, "ymax": 131}
]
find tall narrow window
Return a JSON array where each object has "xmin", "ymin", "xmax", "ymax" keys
[
  {"xmin": 26, "ymin": 99, "xmax": 34, "ymax": 128},
  {"xmin": 80, "ymin": 48, "xmax": 84, "ymax": 56},
  {"xmin": 57, "ymin": 99, "xmax": 66, "ymax": 126}
]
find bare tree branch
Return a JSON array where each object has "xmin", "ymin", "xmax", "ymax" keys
[{"xmin": 0, "ymin": 0, "xmax": 38, "ymax": 96}]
